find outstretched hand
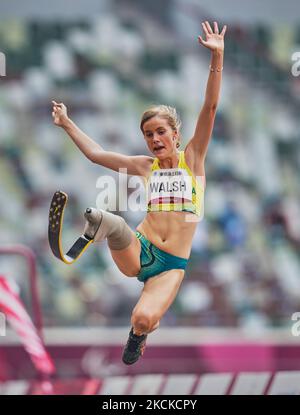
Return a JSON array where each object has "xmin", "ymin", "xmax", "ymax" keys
[
  {"xmin": 52, "ymin": 100, "xmax": 69, "ymax": 127},
  {"xmin": 198, "ymin": 21, "xmax": 227, "ymax": 52}
]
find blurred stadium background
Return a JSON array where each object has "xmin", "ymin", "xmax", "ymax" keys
[{"xmin": 1, "ymin": 0, "xmax": 300, "ymax": 395}]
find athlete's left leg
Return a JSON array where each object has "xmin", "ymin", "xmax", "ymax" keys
[
  {"xmin": 122, "ymin": 269, "xmax": 185, "ymax": 364},
  {"xmin": 131, "ymin": 268, "xmax": 185, "ymax": 335}
]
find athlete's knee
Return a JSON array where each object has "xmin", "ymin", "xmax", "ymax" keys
[
  {"xmin": 131, "ymin": 312, "xmax": 151, "ymax": 333},
  {"xmin": 131, "ymin": 309, "xmax": 158, "ymax": 334}
]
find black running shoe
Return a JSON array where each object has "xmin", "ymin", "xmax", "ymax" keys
[{"xmin": 122, "ymin": 328, "xmax": 147, "ymax": 365}]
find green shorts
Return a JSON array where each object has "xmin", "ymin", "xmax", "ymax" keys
[{"xmin": 135, "ymin": 231, "xmax": 189, "ymax": 283}]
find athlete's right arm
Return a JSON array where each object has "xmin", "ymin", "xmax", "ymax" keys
[{"xmin": 52, "ymin": 101, "xmax": 153, "ymax": 176}]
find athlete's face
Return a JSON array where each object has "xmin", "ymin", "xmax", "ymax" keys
[{"xmin": 143, "ymin": 116, "xmax": 178, "ymax": 157}]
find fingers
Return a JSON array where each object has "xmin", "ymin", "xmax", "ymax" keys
[
  {"xmin": 201, "ymin": 21, "xmax": 226, "ymax": 36},
  {"xmin": 220, "ymin": 25, "xmax": 227, "ymax": 36},
  {"xmin": 213, "ymin": 21, "xmax": 219, "ymax": 34},
  {"xmin": 198, "ymin": 36, "xmax": 207, "ymax": 46},
  {"xmin": 52, "ymin": 100, "xmax": 62, "ymax": 109},
  {"xmin": 52, "ymin": 100, "xmax": 65, "ymax": 109},
  {"xmin": 204, "ymin": 21, "xmax": 213, "ymax": 34},
  {"xmin": 201, "ymin": 22, "xmax": 209, "ymax": 37},
  {"xmin": 51, "ymin": 100, "xmax": 68, "ymax": 127}
]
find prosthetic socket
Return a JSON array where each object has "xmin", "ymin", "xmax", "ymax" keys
[{"xmin": 83, "ymin": 208, "xmax": 132, "ymax": 250}]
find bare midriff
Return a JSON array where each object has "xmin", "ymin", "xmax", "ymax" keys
[{"xmin": 136, "ymin": 211, "xmax": 199, "ymax": 258}]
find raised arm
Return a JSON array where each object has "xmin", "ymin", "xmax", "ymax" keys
[
  {"xmin": 52, "ymin": 101, "xmax": 152, "ymax": 176},
  {"xmin": 185, "ymin": 21, "xmax": 226, "ymax": 165}
]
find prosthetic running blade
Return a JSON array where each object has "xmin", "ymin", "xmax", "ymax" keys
[{"xmin": 48, "ymin": 190, "xmax": 94, "ymax": 264}]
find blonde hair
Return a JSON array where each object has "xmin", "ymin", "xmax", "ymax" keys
[{"xmin": 140, "ymin": 105, "xmax": 182, "ymax": 149}]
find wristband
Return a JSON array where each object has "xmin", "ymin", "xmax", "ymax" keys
[{"xmin": 209, "ymin": 65, "xmax": 223, "ymax": 72}]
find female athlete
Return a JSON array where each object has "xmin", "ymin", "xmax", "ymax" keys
[{"xmin": 52, "ymin": 21, "xmax": 226, "ymax": 365}]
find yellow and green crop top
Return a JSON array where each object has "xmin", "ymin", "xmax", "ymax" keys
[{"xmin": 145, "ymin": 151, "xmax": 205, "ymax": 217}]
